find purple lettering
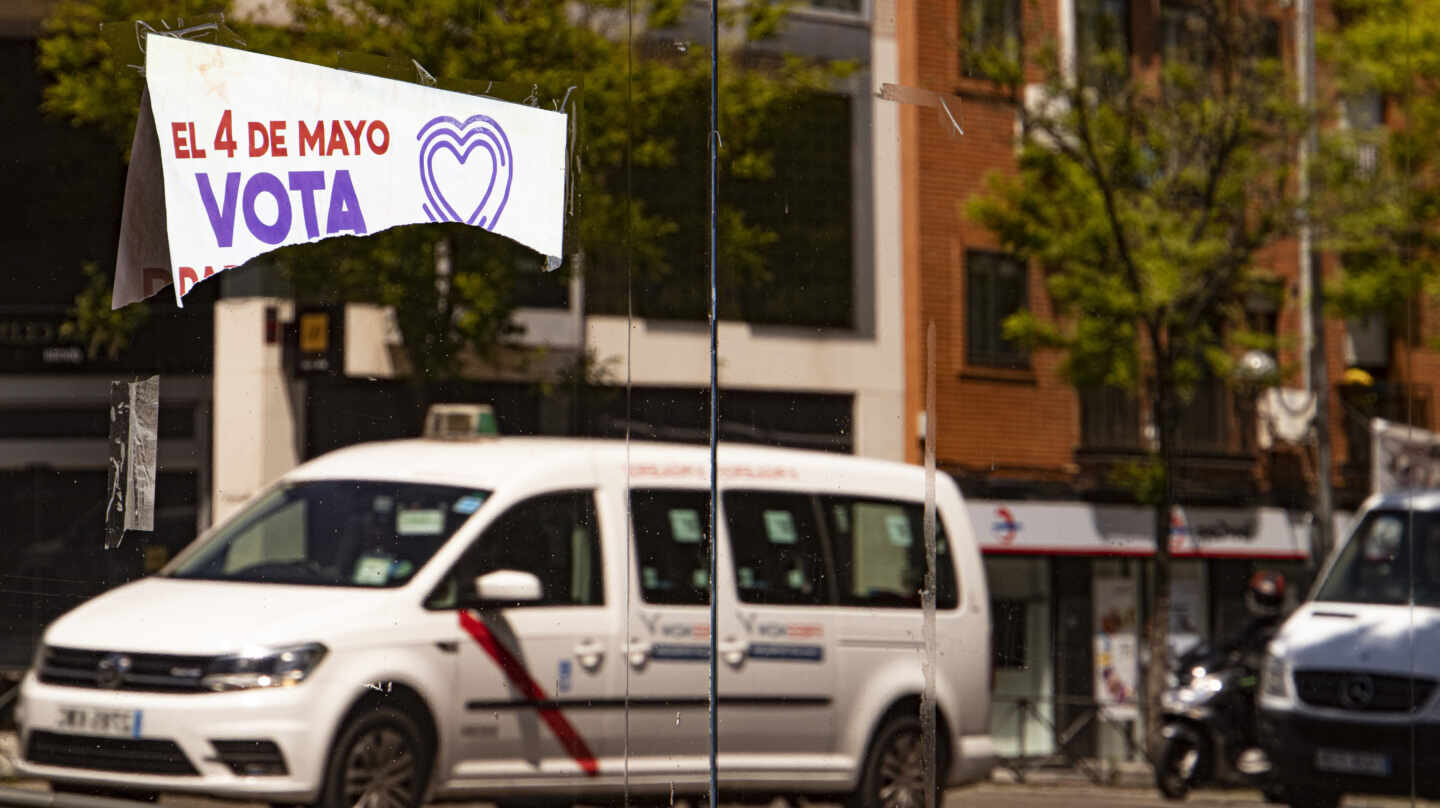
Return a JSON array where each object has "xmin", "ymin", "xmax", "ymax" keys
[
  {"xmin": 287, "ymin": 171, "xmax": 326, "ymax": 238},
  {"xmin": 326, "ymin": 170, "xmax": 367, "ymax": 235},
  {"xmin": 195, "ymin": 172, "xmax": 241, "ymax": 247},
  {"xmin": 242, "ymin": 172, "xmax": 292, "ymax": 245}
]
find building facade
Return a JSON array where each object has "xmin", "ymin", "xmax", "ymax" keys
[{"xmin": 897, "ymin": 0, "xmax": 1434, "ymax": 763}]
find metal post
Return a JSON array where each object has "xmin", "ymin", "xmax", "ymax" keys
[
  {"xmin": 1297, "ymin": 0, "xmax": 1334, "ymax": 566},
  {"xmin": 706, "ymin": 1, "xmax": 721, "ymax": 805}
]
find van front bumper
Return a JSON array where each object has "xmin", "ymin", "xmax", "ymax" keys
[
  {"xmin": 14, "ymin": 673, "xmax": 329, "ymax": 802},
  {"xmin": 1259, "ymin": 708, "xmax": 1440, "ymax": 798}
]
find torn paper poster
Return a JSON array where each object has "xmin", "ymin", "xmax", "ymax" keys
[
  {"xmin": 105, "ymin": 375, "xmax": 159, "ymax": 548},
  {"xmin": 117, "ymin": 34, "xmax": 568, "ymax": 308}
]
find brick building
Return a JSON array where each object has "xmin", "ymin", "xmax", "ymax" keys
[{"xmin": 894, "ymin": 0, "xmax": 1438, "ymax": 763}]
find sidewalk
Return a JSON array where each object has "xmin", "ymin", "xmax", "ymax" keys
[{"xmin": 990, "ymin": 758, "xmax": 1156, "ymax": 789}]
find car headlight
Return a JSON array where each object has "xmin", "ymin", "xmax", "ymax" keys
[
  {"xmin": 203, "ymin": 643, "xmax": 327, "ymax": 692},
  {"xmin": 1261, "ymin": 653, "xmax": 1290, "ymax": 699}
]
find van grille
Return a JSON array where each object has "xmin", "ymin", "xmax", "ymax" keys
[
  {"xmin": 1294, "ymin": 669, "xmax": 1437, "ymax": 712},
  {"xmin": 38, "ymin": 646, "xmax": 215, "ymax": 693},
  {"xmin": 25, "ymin": 731, "xmax": 199, "ymax": 776}
]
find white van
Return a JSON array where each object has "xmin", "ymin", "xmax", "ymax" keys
[
  {"xmin": 1259, "ymin": 490, "xmax": 1440, "ymax": 808},
  {"xmin": 15, "ymin": 438, "xmax": 994, "ymax": 807}
]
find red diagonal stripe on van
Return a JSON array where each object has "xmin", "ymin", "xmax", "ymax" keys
[{"xmin": 457, "ymin": 609, "xmax": 599, "ymax": 776}]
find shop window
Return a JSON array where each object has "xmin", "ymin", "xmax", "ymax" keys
[
  {"xmin": 992, "ymin": 598, "xmax": 1029, "ymax": 669},
  {"xmin": 632, "ymin": 489, "xmax": 712, "ymax": 606},
  {"xmin": 966, "ymin": 250, "xmax": 1029, "ymax": 369},
  {"xmin": 724, "ymin": 491, "xmax": 829, "ymax": 606},
  {"xmin": 431, "ymin": 491, "xmax": 601, "ymax": 608},
  {"xmin": 962, "ymin": 0, "xmax": 1021, "ymax": 79},
  {"xmin": 822, "ymin": 496, "xmax": 959, "ymax": 609}
]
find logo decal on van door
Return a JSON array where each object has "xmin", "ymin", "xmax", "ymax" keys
[{"xmin": 458, "ymin": 610, "xmax": 599, "ymax": 776}]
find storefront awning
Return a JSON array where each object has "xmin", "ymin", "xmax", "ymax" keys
[{"xmin": 969, "ymin": 500, "xmax": 1352, "ymax": 560}]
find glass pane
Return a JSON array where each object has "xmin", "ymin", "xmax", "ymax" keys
[
  {"xmin": 631, "ymin": 488, "xmax": 713, "ymax": 605},
  {"xmin": 722, "ymin": 490, "xmax": 829, "ymax": 606}
]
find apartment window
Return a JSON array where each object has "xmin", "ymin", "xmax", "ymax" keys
[
  {"xmin": 1159, "ymin": 1, "xmax": 1208, "ymax": 67},
  {"xmin": 1344, "ymin": 93, "xmax": 1383, "ymax": 177},
  {"xmin": 802, "ymin": 0, "xmax": 863, "ymax": 12},
  {"xmin": 966, "ymin": 250, "xmax": 1029, "ymax": 369},
  {"xmin": 962, "ymin": 0, "xmax": 1021, "ymax": 79},
  {"xmin": 1076, "ymin": 0, "xmax": 1130, "ymax": 76}
]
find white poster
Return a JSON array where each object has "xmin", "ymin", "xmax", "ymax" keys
[
  {"xmin": 1168, "ymin": 572, "xmax": 1206, "ymax": 659},
  {"xmin": 123, "ymin": 35, "xmax": 568, "ymax": 307},
  {"xmin": 1372, "ymin": 417, "xmax": 1440, "ymax": 495},
  {"xmin": 1093, "ymin": 576, "xmax": 1139, "ymax": 719}
]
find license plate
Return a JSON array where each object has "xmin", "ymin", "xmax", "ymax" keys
[
  {"xmin": 1315, "ymin": 748, "xmax": 1389, "ymax": 776},
  {"xmin": 56, "ymin": 706, "xmax": 141, "ymax": 738}
]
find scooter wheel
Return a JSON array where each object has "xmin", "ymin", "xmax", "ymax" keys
[{"xmin": 1155, "ymin": 732, "xmax": 1206, "ymax": 800}]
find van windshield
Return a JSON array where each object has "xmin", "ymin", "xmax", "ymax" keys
[
  {"xmin": 1315, "ymin": 509, "xmax": 1440, "ymax": 606},
  {"xmin": 166, "ymin": 481, "xmax": 489, "ymax": 587}
]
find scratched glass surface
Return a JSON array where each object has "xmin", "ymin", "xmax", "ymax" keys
[{"xmin": 1, "ymin": 1, "xmax": 1435, "ymax": 808}]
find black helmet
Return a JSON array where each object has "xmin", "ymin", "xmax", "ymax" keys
[{"xmin": 1246, "ymin": 570, "xmax": 1286, "ymax": 618}]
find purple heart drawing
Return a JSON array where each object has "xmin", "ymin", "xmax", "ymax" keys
[{"xmin": 417, "ymin": 114, "xmax": 514, "ymax": 230}]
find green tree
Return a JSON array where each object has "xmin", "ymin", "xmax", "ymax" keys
[
  {"xmin": 1315, "ymin": 0, "xmax": 1440, "ymax": 328},
  {"xmin": 37, "ymin": 0, "xmax": 846, "ymax": 380},
  {"xmin": 969, "ymin": 0, "xmax": 1304, "ymax": 751}
]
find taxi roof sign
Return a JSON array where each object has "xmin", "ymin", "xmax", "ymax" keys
[{"xmin": 424, "ymin": 404, "xmax": 499, "ymax": 439}]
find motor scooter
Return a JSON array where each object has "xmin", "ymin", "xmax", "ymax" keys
[{"xmin": 1155, "ymin": 642, "xmax": 1279, "ymax": 801}]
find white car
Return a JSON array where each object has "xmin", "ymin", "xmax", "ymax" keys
[
  {"xmin": 16, "ymin": 438, "xmax": 994, "ymax": 807},
  {"xmin": 1260, "ymin": 490, "xmax": 1440, "ymax": 808}
]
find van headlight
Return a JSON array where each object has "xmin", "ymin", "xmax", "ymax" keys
[
  {"xmin": 203, "ymin": 643, "xmax": 327, "ymax": 692},
  {"xmin": 1261, "ymin": 653, "xmax": 1290, "ymax": 699}
]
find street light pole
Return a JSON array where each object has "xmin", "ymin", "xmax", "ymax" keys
[{"xmin": 1297, "ymin": 0, "xmax": 1335, "ymax": 566}]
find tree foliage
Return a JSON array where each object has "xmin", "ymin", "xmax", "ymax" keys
[
  {"xmin": 37, "ymin": 0, "xmax": 848, "ymax": 377},
  {"xmin": 968, "ymin": 0, "xmax": 1305, "ymax": 750},
  {"xmin": 1315, "ymin": 0, "xmax": 1440, "ymax": 324}
]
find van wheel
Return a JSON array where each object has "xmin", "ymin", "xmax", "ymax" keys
[
  {"xmin": 318, "ymin": 705, "xmax": 431, "ymax": 808},
  {"xmin": 850, "ymin": 713, "xmax": 948, "ymax": 808}
]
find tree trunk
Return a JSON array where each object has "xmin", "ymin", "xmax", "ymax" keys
[{"xmin": 1145, "ymin": 356, "xmax": 1177, "ymax": 760}]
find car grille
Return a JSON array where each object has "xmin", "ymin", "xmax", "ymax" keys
[
  {"xmin": 38, "ymin": 646, "xmax": 215, "ymax": 693},
  {"xmin": 25, "ymin": 731, "xmax": 199, "ymax": 776},
  {"xmin": 1295, "ymin": 669, "xmax": 1438, "ymax": 712}
]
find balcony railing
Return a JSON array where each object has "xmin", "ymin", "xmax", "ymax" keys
[{"xmin": 1076, "ymin": 382, "xmax": 1257, "ymax": 500}]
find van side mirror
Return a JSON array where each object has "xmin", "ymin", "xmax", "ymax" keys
[{"xmin": 471, "ymin": 569, "xmax": 542, "ymax": 605}]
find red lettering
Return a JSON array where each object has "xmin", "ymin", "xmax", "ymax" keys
[
  {"xmin": 248, "ymin": 121, "xmax": 270, "ymax": 157},
  {"xmin": 213, "ymin": 109, "xmax": 237, "ymax": 157},
  {"xmin": 299, "ymin": 121, "xmax": 325, "ymax": 156},
  {"xmin": 327, "ymin": 121, "xmax": 349, "ymax": 156},
  {"xmin": 270, "ymin": 120, "xmax": 287, "ymax": 157},
  {"xmin": 187, "ymin": 122, "xmax": 207, "ymax": 158},
  {"xmin": 178, "ymin": 266, "xmax": 200, "ymax": 296},
  {"xmin": 367, "ymin": 121, "xmax": 390, "ymax": 155},
  {"xmin": 142, "ymin": 268, "xmax": 170, "ymax": 296},
  {"xmin": 344, "ymin": 120, "xmax": 365, "ymax": 155},
  {"xmin": 171, "ymin": 122, "xmax": 191, "ymax": 159}
]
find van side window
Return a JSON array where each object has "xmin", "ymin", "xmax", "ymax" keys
[
  {"xmin": 723, "ymin": 491, "xmax": 830, "ymax": 606},
  {"xmin": 821, "ymin": 497, "xmax": 958, "ymax": 609},
  {"xmin": 631, "ymin": 489, "xmax": 711, "ymax": 605},
  {"xmin": 427, "ymin": 491, "xmax": 601, "ymax": 609}
]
